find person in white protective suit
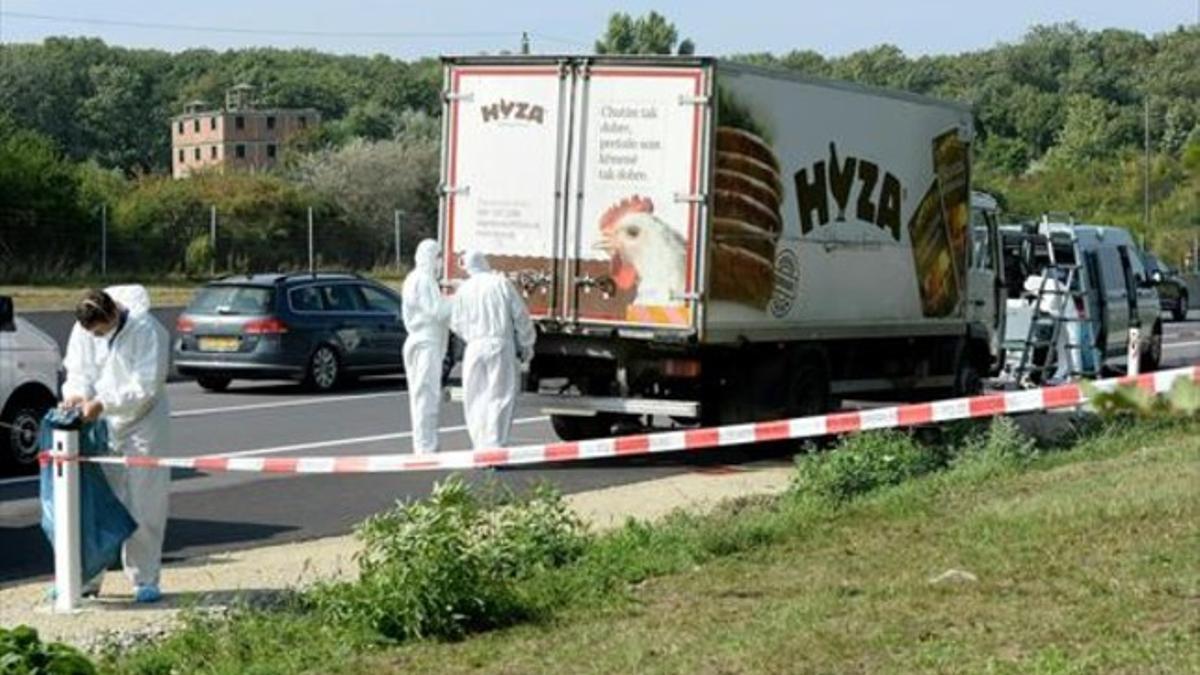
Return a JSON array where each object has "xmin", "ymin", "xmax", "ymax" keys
[
  {"xmin": 402, "ymin": 240, "xmax": 451, "ymax": 454},
  {"xmin": 449, "ymin": 251, "xmax": 536, "ymax": 449},
  {"xmin": 1024, "ymin": 269, "xmax": 1080, "ymax": 384},
  {"xmin": 61, "ymin": 286, "xmax": 170, "ymax": 604}
]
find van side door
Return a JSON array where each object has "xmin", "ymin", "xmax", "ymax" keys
[
  {"xmin": 1121, "ymin": 246, "xmax": 1160, "ymax": 332},
  {"xmin": 1096, "ymin": 247, "xmax": 1131, "ymax": 358}
]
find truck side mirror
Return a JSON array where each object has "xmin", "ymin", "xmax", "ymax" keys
[{"xmin": 0, "ymin": 296, "xmax": 14, "ymax": 333}]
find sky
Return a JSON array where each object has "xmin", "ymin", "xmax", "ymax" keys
[{"xmin": 0, "ymin": 0, "xmax": 1197, "ymax": 60}]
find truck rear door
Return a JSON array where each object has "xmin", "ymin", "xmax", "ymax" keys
[
  {"xmin": 439, "ymin": 58, "xmax": 713, "ymax": 334},
  {"xmin": 561, "ymin": 61, "xmax": 712, "ymax": 331},
  {"xmin": 439, "ymin": 62, "xmax": 572, "ymax": 317}
]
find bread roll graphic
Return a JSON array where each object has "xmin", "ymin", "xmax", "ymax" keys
[{"xmin": 711, "ymin": 126, "xmax": 784, "ymax": 310}]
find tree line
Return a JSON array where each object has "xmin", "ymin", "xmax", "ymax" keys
[{"xmin": 0, "ymin": 14, "xmax": 1197, "ymax": 280}]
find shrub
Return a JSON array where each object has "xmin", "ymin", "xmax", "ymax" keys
[
  {"xmin": 791, "ymin": 430, "xmax": 944, "ymax": 502},
  {"xmin": 957, "ymin": 416, "xmax": 1039, "ymax": 466},
  {"xmin": 0, "ymin": 625, "xmax": 95, "ymax": 675},
  {"xmin": 1088, "ymin": 378, "xmax": 1200, "ymax": 419},
  {"xmin": 309, "ymin": 476, "xmax": 588, "ymax": 642}
]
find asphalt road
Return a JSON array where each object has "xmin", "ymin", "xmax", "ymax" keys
[
  {"xmin": 0, "ymin": 374, "xmax": 730, "ymax": 585},
  {"xmin": 4, "ymin": 315, "xmax": 1200, "ymax": 585}
]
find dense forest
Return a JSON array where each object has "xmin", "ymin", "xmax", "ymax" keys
[{"xmin": 0, "ymin": 13, "xmax": 1197, "ymax": 279}]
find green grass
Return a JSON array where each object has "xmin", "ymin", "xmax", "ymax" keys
[
  {"xmin": 102, "ymin": 419, "xmax": 1200, "ymax": 674},
  {"xmin": 370, "ymin": 420, "xmax": 1200, "ymax": 674}
]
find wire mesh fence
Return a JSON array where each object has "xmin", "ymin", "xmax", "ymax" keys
[{"xmin": 0, "ymin": 204, "xmax": 430, "ymax": 283}]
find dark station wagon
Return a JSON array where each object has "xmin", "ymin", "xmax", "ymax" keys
[{"xmin": 175, "ymin": 273, "xmax": 427, "ymax": 392}]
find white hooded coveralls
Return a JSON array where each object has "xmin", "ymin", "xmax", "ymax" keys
[
  {"xmin": 62, "ymin": 285, "xmax": 171, "ymax": 588},
  {"xmin": 402, "ymin": 240, "xmax": 451, "ymax": 453},
  {"xmin": 449, "ymin": 252, "xmax": 536, "ymax": 449}
]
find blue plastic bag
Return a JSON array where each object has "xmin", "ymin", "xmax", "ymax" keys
[{"xmin": 39, "ymin": 409, "xmax": 137, "ymax": 582}]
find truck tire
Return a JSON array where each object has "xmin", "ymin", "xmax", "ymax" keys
[
  {"xmin": 953, "ymin": 360, "xmax": 983, "ymax": 397},
  {"xmin": 550, "ymin": 414, "xmax": 616, "ymax": 442},
  {"xmin": 789, "ymin": 359, "xmax": 831, "ymax": 417}
]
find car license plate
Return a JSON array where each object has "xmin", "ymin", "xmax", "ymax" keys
[{"xmin": 198, "ymin": 336, "xmax": 240, "ymax": 352}]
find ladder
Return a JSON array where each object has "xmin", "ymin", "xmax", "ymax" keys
[{"xmin": 1013, "ymin": 263, "xmax": 1093, "ymax": 386}]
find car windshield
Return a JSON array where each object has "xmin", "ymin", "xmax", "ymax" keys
[{"xmin": 189, "ymin": 285, "xmax": 274, "ymax": 315}]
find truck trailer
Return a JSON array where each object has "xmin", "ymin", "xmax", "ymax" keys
[{"xmin": 438, "ymin": 56, "xmax": 1005, "ymax": 440}]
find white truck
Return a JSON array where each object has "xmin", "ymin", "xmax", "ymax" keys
[
  {"xmin": 0, "ymin": 296, "xmax": 61, "ymax": 473},
  {"xmin": 438, "ymin": 56, "xmax": 1004, "ymax": 439}
]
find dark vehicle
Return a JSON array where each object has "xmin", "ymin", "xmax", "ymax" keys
[
  {"xmin": 175, "ymin": 273, "xmax": 443, "ymax": 392},
  {"xmin": 1143, "ymin": 253, "xmax": 1190, "ymax": 321}
]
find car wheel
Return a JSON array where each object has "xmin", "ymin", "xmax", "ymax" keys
[
  {"xmin": 196, "ymin": 375, "xmax": 232, "ymax": 392},
  {"xmin": 1173, "ymin": 294, "xmax": 1188, "ymax": 322},
  {"xmin": 304, "ymin": 345, "xmax": 342, "ymax": 392},
  {"xmin": 1, "ymin": 393, "xmax": 54, "ymax": 474}
]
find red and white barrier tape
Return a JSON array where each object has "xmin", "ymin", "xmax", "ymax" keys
[{"xmin": 41, "ymin": 366, "xmax": 1200, "ymax": 475}]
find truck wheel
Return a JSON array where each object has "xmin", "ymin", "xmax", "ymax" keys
[
  {"xmin": 1139, "ymin": 323, "xmax": 1163, "ymax": 373},
  {"xmin": 550, "ymin": 414, "xmax": 616, "ymax": 442},
  {"xmin": 789, "ymin": 361, "xmax": 830, "ymax": 417},
  {"xmin": 953, "ymin": 360, "xmax": 983, "ymax": 397},
  {"xmin": 1173, "ymin": 294, "xmax": 1188, "ymax": 322}
]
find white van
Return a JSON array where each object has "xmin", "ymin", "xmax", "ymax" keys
[
  {"xmin": 1000, "ymin": 222, "xmax": 1162, "ymax": 379},
  {"xmin": 0, "ymin": 296, "xmax": 61, "ymax": 474}
]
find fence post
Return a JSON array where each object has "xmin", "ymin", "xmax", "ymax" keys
[
  {"xmin": 100, "ymin": 204, "xmax": 108, "ymax": 277},
  {"xmin": 394, "ymin": 209, "xmax": 403, "ymax": 272},
  {"xmin": 52, "ymin": 427, "xmax": 82, "ymax": 613},
  {"xmin": 1127, "ymin": 327, "xmax": 1141, "ymax": 376},
  {"xmin": 308, "ymin": 207, "xmax": 315, "ymax": 273},
  {"xmin": 210, "ymin": 205, "xmax": 217, "ymax": 277}
]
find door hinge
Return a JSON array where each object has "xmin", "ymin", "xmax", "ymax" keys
[
  {"xmin": 441, "ymin": 184, "xmax": 470, "ymax": 197},
  {"xmin": 443, "ymin": 91, "xmax": 474, "ymax": 103},
  {"xmin": 678, "ymin": 95, "xmax": 711, "ymax": 106},
  {"xmin": 674, "ymin": 192, "xmax": 706, "ymax": 204}
]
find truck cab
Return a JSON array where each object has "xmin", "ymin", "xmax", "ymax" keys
[{"xmin": 0, "ymin": 296, "xmax": 61, "ymax": 474}]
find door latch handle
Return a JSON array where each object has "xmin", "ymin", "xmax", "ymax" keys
[{"xmin": 575, "ymin": 274, "xmax": 616, "ymax": 298}]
